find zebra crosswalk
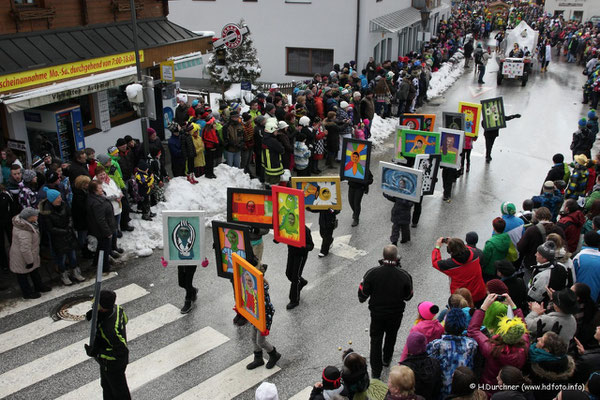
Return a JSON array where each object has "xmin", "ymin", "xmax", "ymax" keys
[{"xmin": 0, "ymin": 280, "xmax": 314, "ymax": 399}]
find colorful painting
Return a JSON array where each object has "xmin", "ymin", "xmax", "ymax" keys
[
  {"xmin": 458, "ymin": 101, "xmax": 482, "ymax": 138},
  {"xmin": 227, "ymin": 188, "xmax": 273, "ymax": 229},
  {"xmin": 233, "ymin": 253, "xmax": 266, "ymax": 332},
  {"xmin": 439, "ymin": 128, "xmax": 465, "ymax": 169},
  {"xmin": 379, "ymin": 161, "xmax": 424, "ymax": 202},
  {"xmin": 411, "ymin": 114, "xmax": 436, "ymax": 132},
  {"xmin": 291, "ymin": 176, "xmax": 342, "ymax": 211},
  {"xmin": 414, "ymin": 154, "xmax": 441, "ymax": 196},
  {"xmin": 340, "ymin": 138, "xmax": 372, "ymax": 184},
  {"xmin": 481, "ymin": 97, "xmax": 507, "ymax": 130},
  {"xmin": 442, "ymin": 112, "xmax": 466, "ymax": 131},
  {"xmin": 211, "ymin": 221, "xmax": 254, "ymax": 279},
  {"xmin": 397, "ymin": 129, "xmax": 441, "ymax": 159},
  {"xmin": 399, "ymin": 114, "xmax": 425, "ymax": 131},
  {"xmin": 272, "ymin": 185, "xmax": 306, "ymax": 247},
  {"xmin": 162, "ymin": 210, "xmax": 205, "ymax": 267}
]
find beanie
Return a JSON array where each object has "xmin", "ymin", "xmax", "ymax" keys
[
  {"xmin": 322, "ymin": 366, "xmax": 342, "ymax": 390},
  {"xmin": 483, "ymin": 301, "xmax": 508, "ymax": 333},
  {"xmin": 418, "ymin": 301, "xmax": 439, "ymax": 320},
  {"xmin": 496, "ymin": 315, "xmax": 527, "ymax": 345},
  {"xmin": 108, "ymin": 146, "xmax": 119, "ymax": 156},
  {"xmin": 191, "ymin": 99, "xmax": 199, "ymax": 107},
  {"xmin": 299, "ymin": 116, "xmax": 310, "ymax": 127},
  {"xmin": 22, "ymin": 169, "xmax": 36, "ymax": 183},
  {"xmin": 147, "ymin": 127, "xmax": 156, "ymax": 136},
  {"xmin": 97, "ymin": 153, "xmax": 111, "ymax": 165},
  {"xmin": 137, "ymin": 160, "xmax": 148, "ymax": 171},
  {"xmin": 465, "ymin": 231, "xmax": 478, "ymax": 246},
  {"xmin": 340, "ymin": 101, "xmax": 349, "ymax": 109},
  {"xmin": 255, "ymin": 382, "xmax": 279, "ymax": 400},
  {"xmin": 32, "ymin": 157, "xmax": 44, "ymax": 169},
  {"xmin": 445, "ymin": 308, "xmax": 468, "ymax": 335},
  {"xmin": 579, "ymin": 118, "xmax": 588, "ymax": 127},
  {"xmin": 500, "ymin": 202, "xmax": 516, "ymax": 215},
  {"xmin": 99, "ymin": 290, "xmax": 116, "ymax": 309},
  {"xmin": 588, "ymin": 110, "xmax": 597, "ymax": 120},
  {"xmin": 406, "ymin": 331, "xmax": 427, "ymax": 355},
  {"xmin": 495, "ymin": 260, "xmax": 515, "ymax": 276},
  {"xmin": 486, "ymin": 279, "xmax": 509, "ymax": 295},
  {"xmin": 43, "ymin": 187, "xmax": 61, "ymax": 203},
  {"xmin": 19, "ymin": 207, "xmax": 39, "ymax": 220},
  {"xmin": 45, "ymin": 170, "xmax": 59, "ymax": 184},
  {"xmin": 537, "ymin": 240, "xmax": 556, "ymax": 261},
  {"xmin": 552, "ymin": 153, "xmax": 564, "ymax": 164},
  {"xmin": 255, "ymin": 115, "xmax": 266, "ymax": 125},
  {"xmin": 116, "ymin": 138, "xmax": 127, "ymax": 147}
]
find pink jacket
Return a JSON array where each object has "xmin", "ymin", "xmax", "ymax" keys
[
  {"xmin": 467, "ymin": 309, "xmax": 529, "ymax": 393},
  {"xmin": 400, "ymin": 319, "xmax": 444, "ymax": 361}
]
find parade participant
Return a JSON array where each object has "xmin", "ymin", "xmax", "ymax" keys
[
  {"xmin": 84, "ymin": 290, "xmax": 131, "ymax": 400},
  {"xmin": 383, "ymin": 193, "xmax": 413, "ymax": 245},
  {"xmin": 483, "ymin": 113, "xmax": 521, "ymax": 163},
  {"xmin": 358, "ymin": 245, "xmax": 414, "ymax": 379},
  {"xmin": 348, "ymin": 169, "xmax": 373, "ymax": 227},
  {"xmin": 282, "ymin": 225, "xmax": 314, "ymax": 310},
  {"xmin": 308, "ymin": 207, "xmax": 339, "ymax": 258}
]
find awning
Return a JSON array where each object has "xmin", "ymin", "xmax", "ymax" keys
[
  {"xmin": 169, "ymin": 51, "xmax": 204, "ymax": 71},
  {"xmin": 369, "ymin": 2, "xmax": 451, "ymax": 33},
  {"xmin": 0, "ymin": 67, "xmax": 136, "ymax": 113}
]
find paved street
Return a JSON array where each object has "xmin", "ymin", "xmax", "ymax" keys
[{"xmin": 0, "ymin": 54, "xmax": 588, "ymax": 399}]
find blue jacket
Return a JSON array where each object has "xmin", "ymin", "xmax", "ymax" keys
[
  {"xmin": 531, "ymin": 190, "xmax": 564, "ymax": 221},
  {"xmin": 168, "ymin": 135, "xmax": 184, "ymax": 164},
  {"xmin": 573, "ymin": 246, "xmax": 600, "ymax": 302}
]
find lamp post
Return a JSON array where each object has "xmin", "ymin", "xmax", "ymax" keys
[{"xmin": 130, "ymin": 0, "xmax": 149, "ymax": 156}]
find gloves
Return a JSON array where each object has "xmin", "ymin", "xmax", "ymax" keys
[
  {"xmin": 84, "ymin": 344, "xmax": 96, "ymax": 357},
  {"xmin": 201, "ymin": 257, "xmax": 209, "ymax": 268},
  {"xmin": 160, "ymin": 256, "xmax": 168, "ymax": 268},
  {"xmin": 260, "ymin": 329, "xmax": 270, "ymax": 337},
  {"xmin": 25, "ymin": 263, "xmax": 34, "ymax": 269}
]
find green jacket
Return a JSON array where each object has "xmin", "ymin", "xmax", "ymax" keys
[
  {"xmin": 482, "ymin": 232, "xmax": 511, "ymax": 276},
  {"xmin": 585, "ymin": 189, "xmax": 600, "ymax": 211},
  {"xmin": 106, "ymin": 160, "xmax": 125, "ymax": 189}
]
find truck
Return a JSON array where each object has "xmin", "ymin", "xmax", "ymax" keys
[{"xmin": 497, "ymin": 20, "xmax": 538, "ymax": 87}]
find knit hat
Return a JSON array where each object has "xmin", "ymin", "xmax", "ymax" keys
[
  {"xmin": 45, "ymin": 170, "xmax": 59, "ymax": 184},
  {"xmin": 322, "ymin": 366, "xmax": 342, "ymax": 390},
  {"xmin": 552, "ymin": 153, "xmax": 564, "ymax": 164},
  {"xmin": 116, "ymin": 138, "xmax": 127, "ymax": 147},
  {"xmin": 255, "ymin": 115, "xmax": 266, "ymax": 125},
  {"xmin": 108, "ymin": 146, "xmax": 119, "ymax": 157},
  {"xmin": 537, "ymin": 240, "xmax": 556, "ymax": 261},
  {"xmin": 418, "ymin": 301, "xmax": 439, "ymax": 320},
  {"xmin": 406, "ymin": 331, "xmax": 427, "ymax": 355},
  {"xmin": 496, "ymin": 316, "xmax": 527, "ymax": 345},
  {"xmin": 589, "ymin": 110, "xmax": 598, "ymax": 120},
  {"xmin": 99, "ymin": 290, "xmax": 116, "ymax": 309},
  {"xmin": 500, "ymin": 202, "xmax": 516, "ymax": 215},
  {"xmin": 22, "ymin": 169, "xmax": 36, "ymax": 183},
  {"xmin": 483, "ymin": 301, "xmax": 508, "ymax": 333},
  {"xmin": 445, "ymin": 308, "xmax": 468, "ymax": 335},
  {"xmin": 191, "ymin": 99, "xmax": 199, "ymax": 107},
  {"xmin": 147, "ymin": 127, "xmax": 157, "ymax": 136},
  {"xmin": 43, "ymin": 187, "xmax": 61, "ymax": 203},
  {"xmin": 486, "ymin": 279, "xmax": 509, "ymax": 295},
  {"xmin": 137, "ymin": 160, "xmax": 148, "ymax": 171},
  {"xmin": 242, "ymin": 112, "xmax": 252, "ymax": 122},
  {"xmin": 574, "ymin": 154, "xmax": 589, "ymax": 166},
  {"xmin": 299, "ymin": 116, "xmax": 310, "ymax": 127},
  {"xmin": 579, "ymin": 118, "xmax": 587, "ymax": 127},
  {"xmin": 340, "ymin": 101, "xmax": 349, "ymax": 109},
  {"xmin": 553, "ymin": 288, "xmax": 578, "ymax": 314},
  {"xmin": 495, "ymin": 260, "xmax": 515, "ymax": 276},
  {"xmin": 32, "ymin": 156, "xmax": 44, "ymax": 169},
  {"xmin": 255, "ymin": 382, "xmax": 279, "ymax": 400},
  {"xmin": 465, "ymin": 231, "xmax": 478, "ymax": 246},
  {"xmin": 19, "ymin": 207, "xmax": 39, "ymax": 220},
  {"xmin": 97, "ymin": 153, "xmax": 111, "ymax": 165},
  {"xmin": 543, "ymin": 181, "xmax": 555, "ymax": 191}
]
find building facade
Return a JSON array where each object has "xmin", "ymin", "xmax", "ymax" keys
[
  {"xmin": 0, "ymin": 0, "xmax": 212, "ymax": 165},
  {"xmin": 168, "ymin": 0, "xmax": 451, "ymax": 84},
  {"xmin": 544, "ymin": 0, "xmax": 600, "ymax": 22}
]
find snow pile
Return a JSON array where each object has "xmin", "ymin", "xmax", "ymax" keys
[
  {"xmin": 121, "ymin": 164, "xmax": 262, "ymax": 256},
  {"xmin": 427, "ymin": 51, "xmax": 465, "ymax": 99},
  {"xmin": 369, "ymin": 115, "xmax": 399, "ymax": 148}
]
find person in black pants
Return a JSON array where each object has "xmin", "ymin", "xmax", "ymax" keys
[
  {"xmin": 87, "ymin": 181, "xmax": 116, "ymax": 273},
  {"xmin": 283, "ymin": 225, "xmax": 314, "ymax": 310},
  {"xmin": 441, "ymin": 167, "xmax": 457, "ymax": 203},
  {"xmin": 411, "ymin": 196, "xmax": 423, "ymax": 228},
  {"xmin": 311, "ymin": 208, "xmax": 339, "ymax": 257},
  {"xmin": 483, "ymin": 113, "xmax": 521, "ymax": 162},
  {"xmin": 348, "ymin": 170, "xmax": 374, "ymax": 227},
  {"xmin": 383, "ymin": 194, "xmax": 413, "ymax": 245},
  {"xmin": 178, "ymin": 265, "xmax": 198, "ymax": 314},
  {"xmin": 358, "ymin": 245, "xmax": 413, "ymax": 379}
]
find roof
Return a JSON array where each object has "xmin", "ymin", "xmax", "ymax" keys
[
  {"xmin": 369, "ymin": 2, "xmax": 451, "ymax": 33},
  {"xmin": 0, "ymin": 18, "xmax": 202, "ymax": 76}
]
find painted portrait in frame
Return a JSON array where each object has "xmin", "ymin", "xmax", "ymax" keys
[
  {"xmin": 233, "ymin": 253, "xmax": 266, "ymax": 332},
  {"xmin": 290, "ymin": 176, "xmax": 342, "ymax": 211},
  {"xmin": 458, "ymin": 101, "xmax": 482, "ymax": 138},
  {"xmin": 272, "ymin": 185, "xmax": 306, "ymax": 247},
  {"xmin": 340, "ymin": 138, "xmax": 372, "ymax": 184},
  {"xmin": 211, "ymin": 221, "xmax": 254, "ymax": 279},
  {"xmin": 162, "ymin": 210, "xmax": 205, "ymax": 266},
  {"xmin": 379, "ymin": 161, "xmax": 424, "ymax": 202},
  {"xmin": 439, "ymin": 128, "xmax": 465, "ymax": 169},
  {"xmin": 227, "ymin": 188, "xmax": 273, "ymax": 229},
  {"xmin": 397, "ymin": 129, "xmax": 441, "ymax": 158}
]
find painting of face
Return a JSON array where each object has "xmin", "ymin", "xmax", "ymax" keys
[
  {"xmin": 414, "ymin": 154, "xmax": 441, "ymax": 195},
  {"xmin": 292, "ymin": 177, "xmax": 342, "ymax": 210},
  {"xmin": 458, "ymin": 102, "xmax": 482, "ymax": 137},
  {"xmin": 399, "ymin": 115, "xmax": 424, "ymax": 131},
  {"xmin": 233, "ymin": 253, "xmax": 266, "ymax": 332},
  {"xmin": 272, "ymin": 186, "xmax": 306, "ymax": 247},
  {"xmin": 481, "ymin": 97, "xmax": 507, "ymax": 130},
  {"xmin": 228, "ymin": 188, "xmax": 273, "ymax": 228},
  {"xmin": 397, "ymin": 129, "xmax": 441, "ymax": 159},
  {"xmin": 340, "ymin": 138, "xmax": 371, "ymax": 184},
  {"xmin": 212, "ymin": 221, "xmax": 253, "ymax": 279},
  {"xmin": 379, "ymin": 161, "xmax": 423, "ymax": 202},
  {"xmin": 439, "ymin": 128, "xmax": 465, "ymax": 169},
  {"xmin": 442, "ymin": 112, "xmax": 466, "ymax": 131}
]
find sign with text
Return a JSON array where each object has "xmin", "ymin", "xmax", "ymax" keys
[
  {"xmin": 0, "ymin": 50, "xmax": 144, "ymax": 93},
  {"xmin": 160, "ymin": 61, "xmax": 175, "ymax": 82}
]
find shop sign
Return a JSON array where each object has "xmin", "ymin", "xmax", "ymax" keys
[
  {"xmin": 160, "ymin": 60, "xmax": 175, "ymax": 82},
  {"xmin": 0, "ymin": 51, "xmax": 144, "ymax": 93}
]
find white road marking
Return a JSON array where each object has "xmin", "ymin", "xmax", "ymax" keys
[
  {"xmin": 59, "ymin": 327, "xmax": 230, "ymax": 400},
  {"xmin": 289, "ymin": 386, "xmax": 314, "ymax": 400},
  {"xmin": 0, "ymin": 272, "xmax": 118, "ymax": 319},
  {"xmin": 0, "ymin": 303, "xmax": 183, "ymax": 398},
  {"xmin": 173, "ymin": 355, "xmax": 281, "ymax": 400},
  {"xmin": 0, "ymin": 283, "xmax": 148, "ymax": 354}
]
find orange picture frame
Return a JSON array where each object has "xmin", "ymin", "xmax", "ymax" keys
[{"xmin": 233, "ymin": 253, "xmax": 266, "ymax": 332}]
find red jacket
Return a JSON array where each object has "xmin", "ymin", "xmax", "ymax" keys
[
  {"xmin": 431, "ymin": 247, "xmax": 486, "ymax": 302},
  {"xmin": 202, "ymin": 126, "xmax": 219, "ymax": 150},
  {"xmin": 88, "ymin": 160, "xmax": 97, "ymax": 179},
  {"xmin": 557, "ymin": 210, "xmax": 585, "ymax": 253},
  {"xmin": 314, "ymin": 97, "xmax": 325, "ymax": 119}
]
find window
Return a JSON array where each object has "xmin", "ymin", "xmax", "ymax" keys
[
  {"xmin": 573, "ymin": 11, "xmax": 583, "ymax": 21},
  {"xmin": 286, "ymin": 48, "xmax": 333, "ymax": 76},
  {"xmin": 107, "ymin": 84, "xmax": 136, "ymax": 126}
]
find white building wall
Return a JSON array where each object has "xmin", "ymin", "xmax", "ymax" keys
[
  {"xmin": 84, "ymin": 119, "xmax": 142, "ymax": 155},
  {"xmin": 544, "ymin": 0, "xmax": 600, "ymax": 21}
]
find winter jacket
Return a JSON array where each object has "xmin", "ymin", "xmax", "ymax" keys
[
  {"xmin": 336, "ymin": 108, "xmax": 352, "ymax": 137},
  {"xmin": 396, "ymin": 79, "xmax": 410, "ymax": 102},
  {"xmin": 71, "ymin": 189, "xmax": 88, "ymax": 231},
  {"xmin": 566, "ymin": 165, "xmax": 589, "ymax": 199},
  {"xmin": 383, "ymin": 194, "xmax": 413, "ymax": 225},
  {"xmin": 360, "ymin": 97, "xmax": 375, "ymax": 121},
  {"xmin": 38, "ymin": 199, "xmax": 77, "ymax": 254},
  {"xmin": 400, "ymin": 319, "xmax": 444, "ymax": 362},
  {"xmin": 574, "ymin": 347, "xmax": 600, "ymax": 383},
  {"xmin": 9, "ymin": 215, "xmax": 41, "ymax": 274},
  {"xmin": 224, "ymin": 121, "xmax": 245, "ymax": 152},
  {"xmin": 323, "ymin": 119, "xmax": 343, "ymax": 154},
  {"xmin": 500, "ymin": 214, "xmax": 524, "ymax": 248},
  {"xmin": 531, "ymin": 192, "xmax": 564, "ymax": 221},
  {"xmin": 294, "ymin": 141, "xmax": 310, "ymax": 170},
  {"xmin": 191, "ymin": 134, "xmax": 205, "ymax": 168},
  {"xmin": 134, "ymin": 170, "xmax": 154, "ymax": 196},
  {"xmin": 527, "ymin": 354, "xmax": 576, "ymax": 400},
  {"xmin": 88, "ymin": 305, "xmax": 129, "ymax": 369},
  {"xmin": 175, "ymin": 104, "xmax": 188, "ymax": 125},
  {"xmin": 0, "ymin": 189, "xmax": 19, "ymax": 232},
  {"xmin": 482, "ymin": 232, "xmax": 512, "ymax": 276},
  {"xmin": 517, "ymin": 222, "xmax": 565, "ymax": 268},
  {"xmin": 467, "ymin": 309, "xmax": 529, "ymax": 391},
  {"xmin": 573, "ymin": 246, "xmax": 600, "ymax": 302},
  {"xmin": 95, "ymin": 175, "xmax": 122, "ymax": 216},
  {"xmin": 309, "ymin": 385, "xmax": 348, "ymax": 400},
  {"xmin": 116, "ymin": 150, "xmax": 135, "ymax": 181},
  {"xmin": 544, "ymin": 163, "xmax": 567, "ymax": 186},
  {"xmin": 501, "ymin": 273, "xmax": 529, "ymax": 314},
  {"xmin": 64, "ymin": 160, "xmax": 90, "ymax": 183},
  {"xmin": 148, "ymin": 136, "xmax": 167, "ymax": 177},
  {"xmin": 358, "ymin": 259, "xmax": 414, "ymax": 317},
  {"xmin": 528, "ymin": 261, "xmax": 572, "ymax": 303},
  {"xmin": 570, "ymin": 127, "xmax": 595, "ymax": 155},
  {"xmin": 180, "ymin": 131, "xmax": 196, "ymax": 160},
  {"xmin": 168, "ymin": 134, "xmax": 184, "ymax": 166},
  {"xmin": 427, "ymin": 335, "xmax": 478, "ymax": 399},
  {"xmin": 557, "ymin": 210, "xmax": 585, "ymax": 253},
  {"xmin": 585, "ymin": 185, "xmax": 600, "ymax": 211},
  {"xmin": 525, "ymin": 310, "xmax": 576, "ymax": 344},
  {"xmin": 261, "ymin": 132, "xmax": 285, "ymax": 178},
  {"xmin": 18, "ymin": 181, "xmax": 37, "ymax": 209},
  {"xmin": 202, "ymin": 125, "xmax": 220, "ymax": 150},
  {"xmin": 431, "ymin": 248, "xmax": 486, "ymax": 302},
  {"xmin": 242, "ymin": 121, "xmax": 254, "ymax": 149},
  {"xmin": 400, "ymin": 352, "xmax": 442, "ymax": 400},
  {"xmin": 87, "ymin": 192, "xmax": 117, "ymax": 239}
]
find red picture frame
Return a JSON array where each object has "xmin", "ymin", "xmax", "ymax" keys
[{"xmin": 272, "ymin": 185, "xmax": 306, "ymax": 248}]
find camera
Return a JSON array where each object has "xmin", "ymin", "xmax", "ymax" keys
[
  {"xmin": 441, "ymin": 237, "xmax": 449, "ymax": 244},
  {"xmin": 496, "ymin": 295, "xmax": 506, "ymax": 302}
]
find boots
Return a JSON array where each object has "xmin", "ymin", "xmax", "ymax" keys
[
  {"xmin": 266, "ymin": 347, "xmax": 281, "ymax": 369},
  {"xmin": 60, "ymin": 271, "xmax": 73, "ymax": 286},
  {"xmin": 72, "ymin": 267, "xmax": 85, "ymax": 282},
  {"xmin": 187, "ymin": 174, "xmax": 198, "ymax": 184},
  {"xmin": 246, "ymin": 351, "xmax": 264, "ymax": 370}
]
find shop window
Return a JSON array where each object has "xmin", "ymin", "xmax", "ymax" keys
[
  {"xmin": 14, "ymin": 0, "xmax": 38, "ymax": 5},
  {"xmin": 107, "ymin": 84, "xmax": 137, "ymax": 126},
  {"xmin": 286, "ymin": 48, "xmax": 333, "ymax": 76}
]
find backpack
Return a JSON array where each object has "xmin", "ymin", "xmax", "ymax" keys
[{"xmin": 474, "ymin": 51, "xmax": 483, "ymax": 65}]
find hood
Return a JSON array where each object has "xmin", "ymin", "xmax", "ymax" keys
[
  {"xmin": 11, "ymin": 215, "xmax": 36, "ymax": 231},
  {"xmin": 561, "ymin": 210, "xmax": 585, "ymax": 226},
  {"xmin": 452, "ymin": 248, "xmax": 473, "ymax": 264},
  {"xmin": 530, "ymin": 355, "xmax": 575, "ymax": 381},
  {"xmin": 491, "ymin": 232, "xmax": 512, "ymax": 251},
  {"xmin": 414, "ymin": 320, "xmax": 444, "ymax": 338}
]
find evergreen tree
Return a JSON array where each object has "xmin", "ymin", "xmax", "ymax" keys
[{"xmin": 207, "ymin": 19, "xmax": 261, "ymax": 90}]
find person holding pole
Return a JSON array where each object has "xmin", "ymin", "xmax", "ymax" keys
[{"xmin": 85, "ymin": 289, "xmax": 131, "ymax": 399}]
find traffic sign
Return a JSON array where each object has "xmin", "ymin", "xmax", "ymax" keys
[{"xmin": 212, "ymin": 23, "xmax": 250, "ymax": 49}]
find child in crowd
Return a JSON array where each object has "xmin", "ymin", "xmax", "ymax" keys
[
  {"xmin": 309, "ymin": 366, "xmax": 347, "ymax": 399},
  {"xmin": 294, "ymin": 132, "xmax": 311, "ymax": 177},
  {"xmin": 400, "ymin": 301, "xmax": 444, "ymax": 361}
]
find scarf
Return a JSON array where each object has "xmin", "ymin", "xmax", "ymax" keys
[{"xmin": 529, "ymin": 344, "xmax": 565, "ymax": 363}]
